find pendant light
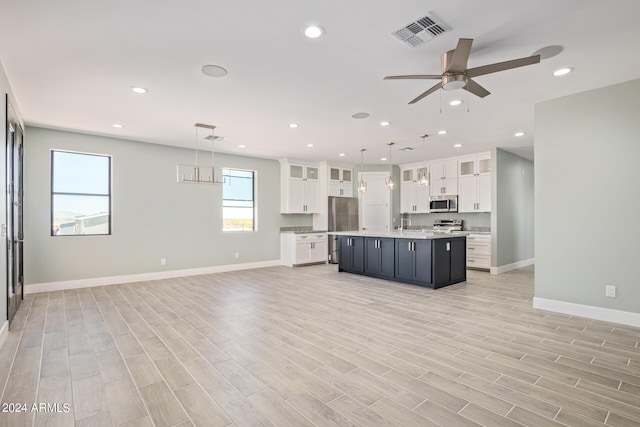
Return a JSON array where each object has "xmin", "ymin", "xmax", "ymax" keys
[
  {"xmin": 177, "ymin": 123, "xmax": 222, "ymax": 184},
  {"xmin": 418, "ymin": 134, "xmax": 430, "ymax": 186},
  {"xmin": 357, "ymin": 148, "xmax": 367, "ymax": 193},
  {"xmin": 385, "ymin": 142, "xmax": 395, "ymax": 190}
]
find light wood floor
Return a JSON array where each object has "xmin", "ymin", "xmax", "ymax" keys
[{"xmin": 1, "ymin": 264, "xmax": 639, "ymax": 426}]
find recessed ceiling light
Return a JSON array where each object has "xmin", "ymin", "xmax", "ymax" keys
[
  {"xmin": 201, "ymin": 65, "xmax": 228, "ymax": 78},
  {"xmin": 449, "ymin": 99, "xmax": 463, "ymax": 106},
  {"xmin": 514, "ymin": 132, "xmax": 526, "ymax": 137},
  {"xmin": 112, "ymin": 123, "xmax": 123, "ymax": 128},
  {"xmin": 381, "ymin": 157, "xmax": 387, "ymax": 161},
  {"xmin": 289, "ymin": 123, "xmax": 299, "ymax": 128},
  {"xmin": 352, "ymin": 112, "xmax": 370, "ymax": 119},
  {"xmin": 553, "ymin": 67, "xmax": 572, "ymax": 77},
  {"xmin": 303, "ymin": 25, "xmax": 324, "ymax": 39},
  {"xmin": 307, "ymin": 143, "xmax": 314, "ymax": 148},
  {"xmin": 380, "ymin": 121, "xmax": 391, "ymax": 126},
  {"xmin": 339, "ymin": 153, "xmax": 346, "ymax": 157},
  {"xmin": 438, "ymin": 130, "xmax": 447, "ymax": 135},
  {"xmin": 131, "ymin": 86, "xmax": 147, "ymax": 94},
  {"xmin": 238, "ymin": 144, "xmax": 246, "ymax": 148},
  {"xmin": 454, "ymin": 144, "xmax": 462, "ymax": 148}
]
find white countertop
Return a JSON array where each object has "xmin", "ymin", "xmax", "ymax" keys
[
  {"xmin": 280, "ymin": 230, "xmax": 328, "ymax": 234},
  {"xmin": 328, "ymin": 230, "xmax": 470, "ymax": 240}
]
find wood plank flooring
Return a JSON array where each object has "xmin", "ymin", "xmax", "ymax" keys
[{"xmin": 1, "ymin": 264, "xmax": 639, "ymax": 426}]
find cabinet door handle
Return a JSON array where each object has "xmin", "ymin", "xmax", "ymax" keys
[
  {"xmin": 408, "ymin": 241, "xmax": 412, "ymax": 251},
  {"xmin": 446, "ymin": 242, "xmax": 450, "ymax": 251},
  {"xmin": 412, "ymin": 241, "xmax": 416, "ymax": 251}
]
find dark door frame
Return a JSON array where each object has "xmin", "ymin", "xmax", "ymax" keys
[{"xmin": 5, "ymin": 93, "xmax": 24, "ymax": 328}]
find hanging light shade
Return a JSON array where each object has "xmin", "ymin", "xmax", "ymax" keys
[
  {"xmin": 358, "ymin": 148, "xmax": 367, "ymax": 192},
  {"xmin": 385, "ymin": 142, "xmax": 395, "ymax": 190},
  {"xmin": 418, "ymin": 134, "xmax": 430, "ymax": 186},
  {"xmin": 177, "ymin": 123, "xmax": 223, "ymax": 184}
]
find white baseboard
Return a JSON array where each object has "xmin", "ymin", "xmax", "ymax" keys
[
  {"xmin": 533, "ymin": 297, "xmax": 640, "ymax": 328},
  {"xmin": 490, "ymin": 258, "xmax": 535, "ymax": 275},
  {"xmin": 0, "ymin": 321, "xmax": 8, "ymax": 350},
  {"xmin": 25, "ymin": 260, "xmax": 281, "ymax": 295}
]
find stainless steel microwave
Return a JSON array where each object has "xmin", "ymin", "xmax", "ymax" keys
[{"xmin": 429, "ymin": 195, "xmax": 458, "ymax": 212}]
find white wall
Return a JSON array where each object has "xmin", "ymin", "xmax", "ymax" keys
[
  {"xmin": 24, "ymin": 126, "xmax": 311, "ymax": 286},
  {"xmin": 535, "ymin": 78, "xmax": 640, "ymax": 315}
]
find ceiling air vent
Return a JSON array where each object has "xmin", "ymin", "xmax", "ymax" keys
[
  {"xmin": 392, "ymin": 13, "xmax": 449, "ymax": 48},
  {"xmin": 398, "ymin": 146, "xmax": 414, "ymax": 152}
]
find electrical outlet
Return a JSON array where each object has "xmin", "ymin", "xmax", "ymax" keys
[
  {"xmin": 160, "ymin": 258, "xmax": 166, "ymax": 266},
  {"xmin": 605, "ymin": 285, "xmax": 616, "ymax": 298},
  {"xmin": 235, "ymin": 252, "xmax": 240, "ymax": 259}
]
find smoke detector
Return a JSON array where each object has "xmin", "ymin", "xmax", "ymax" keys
[{"xmin": 392, "ymin": 13, "xmax": 449, "ymax": 48}]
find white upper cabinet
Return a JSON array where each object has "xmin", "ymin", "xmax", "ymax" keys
[
  {"xmin": 280, "ymin": 160, "xmax": 321, "ymax": 213},
  {"xmin": 400, "ymin": 165, "xmax": 430, "ymax": 213},
  {"xmin": 458, "ymin": 152, "xmax": 491, "ymax": 213},
  {"xmin": 429, "ymin": 159, "xmax": 458, "ymax": 196},
  {"xmin": 328, "ymin": 166, "xmax": 353, "ymax": 197}
]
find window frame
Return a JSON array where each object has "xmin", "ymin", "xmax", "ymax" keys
[
  {"xmin": 50, "ymin": 149, "xmax": 112, "ymax": 237},
  {"xmin": 222, "ymin": 168, "xmax": 257, "ymax": 232}
]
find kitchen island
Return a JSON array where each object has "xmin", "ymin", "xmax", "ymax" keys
[{"xmin": 331, "ymin": 230, "xmax": 468, "ymax": 289}]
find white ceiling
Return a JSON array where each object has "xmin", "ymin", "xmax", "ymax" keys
[{"xmin": 2, "ymin": 0, "xmax": 640, "ymax": 164}]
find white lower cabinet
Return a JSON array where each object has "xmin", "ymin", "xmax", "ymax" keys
[
  {"xmin": 466, "ymin": 233, "xmax": 491, "ymax": 270},
  {"xmin": 281, "ymin": 233, "xmax": 327, "ymax": 267}
]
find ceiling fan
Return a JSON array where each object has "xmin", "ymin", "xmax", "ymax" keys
[{"xmin": 384, "ymin": 38, "xmax": 541, "ymax": 104}]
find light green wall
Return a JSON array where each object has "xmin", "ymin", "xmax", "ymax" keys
[
  {"xmin": 24, "ymin": 126, "xmax": 310, "ymax": 285},
  {"xmin": 535, "ymin": 78, "xmax": 640, "ymax": 313},
  {"xmin": 494, "ymin": 148, "xmax": 535, "ymax": 266}
]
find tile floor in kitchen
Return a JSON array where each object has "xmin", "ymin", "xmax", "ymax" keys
[{"xmin": 1, "ymin": 264, "xmax": 639, "ymax": 426}]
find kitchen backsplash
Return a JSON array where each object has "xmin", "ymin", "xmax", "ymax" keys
[{"xmin": 402, "ymin": 212, "xmax": 491, "ymax": 230}]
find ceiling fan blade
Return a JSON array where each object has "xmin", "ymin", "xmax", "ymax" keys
[
  {"xmin": 384, "ymin": 75, "xmax": 442, "ymax": 80},
  {"xmin": 408, "ymin": 82, "xmax": 442, "ymax": 104},
  {"xmin": 467, "ymin": 55, "xmax": 541, "ymax": 78},
  {"xmin": 464, "ymin": 79, "xmax": 491, "ymax": 98},
  {"xmin": 446, "ymin": 38, "xmax": 473, "ymax": 73}
]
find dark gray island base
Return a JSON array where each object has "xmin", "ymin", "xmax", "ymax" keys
[{"xmin": 337, "ymin": 234, "xmax": 466, "ymax": 289}]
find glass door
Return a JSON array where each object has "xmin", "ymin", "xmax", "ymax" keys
[{"xmin": 6, "ymin": 95, "xmax": 24, "ymax": 328}]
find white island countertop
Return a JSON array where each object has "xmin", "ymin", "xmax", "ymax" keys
[{"xmin": 328, "ymin": 230, "xmax": 470, "ymax": 240}]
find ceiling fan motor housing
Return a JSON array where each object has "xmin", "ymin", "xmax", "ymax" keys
[
  {"xmin": 442, "ymin": 73, "xmax": 467, "ymax": 90},
  {"xmin": 441, "ymin": 50, "xmax": 467, "ymax": 90}
]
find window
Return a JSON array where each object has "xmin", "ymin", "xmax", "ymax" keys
[
  {"xmin": 222, "ymin": 169, "xmax": 255, "ymax": 231},
  {"xmin": 51, "ymin": 150, "xmax": 111, "ymax": 236}
]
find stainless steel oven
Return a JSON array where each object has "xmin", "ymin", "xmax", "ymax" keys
[{"xmin": 429, "ymin": 195, "xmax": 458, "ymax": 212}]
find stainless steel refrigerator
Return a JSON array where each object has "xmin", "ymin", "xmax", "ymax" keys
[{"xmin": 328, "ymin": 196, "xmax": 359, "ymax": 264}]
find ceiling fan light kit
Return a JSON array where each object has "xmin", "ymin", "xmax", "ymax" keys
[{"xmin": 384, "ymin": 38, "xmax": 541, "ymax": 104}]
